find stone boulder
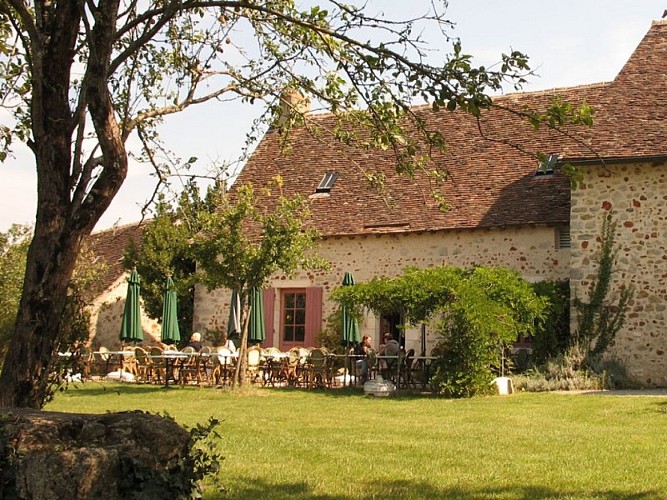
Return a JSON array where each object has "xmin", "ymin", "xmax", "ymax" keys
[{"xmin": 0, "ymin": 409, "xmax": 193, "ymax": 499}]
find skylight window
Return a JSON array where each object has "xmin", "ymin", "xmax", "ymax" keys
[
  {"xmin": 535, "ymin": 153, "xmax": 559, "ymax": 176},
  {"xmin": 316, "ymin": 172, "xmax": 338, "ymax": 193}
]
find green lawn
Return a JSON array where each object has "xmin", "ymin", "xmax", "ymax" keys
[{"xmin": 46, "ymin": 383, "xmax": 667, "ymax": 499}]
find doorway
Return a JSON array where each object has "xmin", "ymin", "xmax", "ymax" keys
[{"xmin": 379, "ymin": 312, "xmax": 404, "ymax": 347}]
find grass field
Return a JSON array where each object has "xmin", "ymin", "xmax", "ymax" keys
[{"xmin": 46, "ymin": 383, "xmax": 667, "ymax": 499}]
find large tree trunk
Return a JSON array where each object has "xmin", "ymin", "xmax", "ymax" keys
[
  {"xmin": 0, "ymin": 219, "xmax": 83, "ymax": 408},
  {"xmin": 0, "ymin": 1, "xmax": 126, "ymax": 408}
]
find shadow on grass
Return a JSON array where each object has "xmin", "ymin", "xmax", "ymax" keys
[
  {"xmin": 205, "ymin": 478, "xmax": 662, "ymax": 499},
  {"xmin": 59, "ymin": 380, "xmax": 188, "ymax": 396},
  {"xmin": 59, "ymin": 380, "xmax": 439, "ymax": 400},
  {"xmin": 267, "ymin": 385, "xmax": 439, "ymax": 400}
]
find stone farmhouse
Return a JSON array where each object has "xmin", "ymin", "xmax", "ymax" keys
[
  {"xmin": 88, "ymin": 21, "xmax": 666, "ymax": 387},
  {"xmin": 191, "ymin": 20, "xmax": 667, "ymax": 387}
]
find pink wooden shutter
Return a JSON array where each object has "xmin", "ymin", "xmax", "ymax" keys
[
  {"xmin": 305, "ymin": 287, "xmax": 323, "ymax": 347},
  {"xmin": 262, "ymin": 288, "xmax": 275, "ymax": 347}
]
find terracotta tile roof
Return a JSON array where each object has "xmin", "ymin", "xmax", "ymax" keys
[
  {"xmin": 88, "ymin": 222, "xmax": 146, "ymax": 294},
  {"xmin": 231, "ymin": 21, "xmax": 667, "ymax": 237}
]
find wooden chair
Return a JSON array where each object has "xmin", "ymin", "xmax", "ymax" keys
[
  {"xmin": 198, "ymin": 346, "xmax": 213, "ymax": 385},
  {"xmin": 178, "ymin": 346, "xmax": 199, "ymax": 386},
  {"xmin": 307, "ymin": 348, "xmax": 333, "ymax": 388},
  {"xmin": 94, "ymin": 346, "xmax": 112, "ymax": 375},
  {"xmin": 262, "ymin": 348, "xmax": 287, "ymax": 386},
  {"xmin": 134, "ymin": 346, "xmax": 151, "ymax": 383},
  {"xmin": 286, "ymin": 348, "xmax": 303, "ymax": 386},
  {"xmin": 398, "ymin": 348, "xmax": 416, "ymax": 389},
  {"xmin": 246, "ymin": 345, "xmax": 263, "ymax": 384},
  {"xmin": 121, "ymin": 349, "xmax": 138, "ymax": 378},
  {"xmin": 73, "ymin": 346, "xmax": 93, "ymax": 379},
  {"xmin": 149, "ymin": 346, "xmax": 165, "ymax": 383},
  {"xmin": 211, "ymin": 346, "xmax": 234, "ymax": 386}
]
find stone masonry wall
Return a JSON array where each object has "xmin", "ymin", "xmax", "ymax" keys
[
  {"xmin": 89, "ymin": 273, "xmax": 162, "ymax": 350},
  {"xmin": 570, "ymin": 160, "xmax": 667, "ymax": 387},
  {"xmin": 194, "ymin": 225, "xmax": 569, "ymax": 352}
]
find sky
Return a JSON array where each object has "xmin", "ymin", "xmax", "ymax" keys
[{"xmin": 0, "ymin": 1, "xmax": 664, "ymax": 233}]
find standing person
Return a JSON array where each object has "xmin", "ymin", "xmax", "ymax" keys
[
  {"xmin": 222, "ymin": 332, "xmax": 237, "ymax": 353},
  {"xmin": 186, "ymin": 332, "xmax": 203, "ymax": 352},
  {"xmin": 354, "ymin": 335, "xmax": 373, "ymax": 384}
]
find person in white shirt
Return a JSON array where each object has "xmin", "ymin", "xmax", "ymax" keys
[{"xmin": 222, "ymin": 332, "xmax": 237, "ymax": 353}]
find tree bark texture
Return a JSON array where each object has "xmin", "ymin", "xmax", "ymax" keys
[{"xmin": 0, "ymin": 1, "xmax": 127, "ymax": 408}]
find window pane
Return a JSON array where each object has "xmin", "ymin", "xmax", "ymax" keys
[
  {"xmin": 295, "ymin": 309, "xmax": 305, "ymax": 326},
  {"xmin": 285, "ymin": 293, "xmax": 295, "ymax": 308},
  {"xmin": 295, "ymin": 326, "xmax": 305, "ymax": 342},
  {"xmin": 283, "ymin": 325, "xmax": 294, "ymax": 342},
  {"xmin": 296, "ymin": 293, "xmax": 306, "ymax": 309}
]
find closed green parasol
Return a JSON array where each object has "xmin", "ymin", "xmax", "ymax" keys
[
  {"xmin": 248, "ymin": 287, "xmax": 265, "ymax": 345},
  {"xmin": 160, "ymin": 275, "xmax": 181, "ymax": 345},
  {"xmin": 341, "ymin": 272, "xmax": 360, "ymax": 346},
  {"xmin": 119, "ymin": 267, "xmax": 144, "ymax": 344}
]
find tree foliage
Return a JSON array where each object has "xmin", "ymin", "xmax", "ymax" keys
[
  {"xmin": 333, "ymin": 265, "xmax": 545, "ymax": 396},
  {"xmin": 0, "ymin": 224, "xmax": 30, "ymax": 360},
  {"xmin": 124, "ymin": 181, "xmax": 213, "ymax": 337},
  {"xmin": 530, "ymin": 280, "xmax": 571, "ymax": 365}
]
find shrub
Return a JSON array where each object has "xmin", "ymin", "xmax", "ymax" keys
[
  {"xmin": 512, "ymin": 345, "xmax": 606, "ymax": 392},
  {"xmin": 530, "ymin": 280, "xmax": 570, "ymax": 364},
  {"xmin": 430, "ymin": 314, "xmax": 498, "ymax": 398}
]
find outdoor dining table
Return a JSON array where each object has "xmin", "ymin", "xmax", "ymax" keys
[
  {"xmin": 158, "ymin": 351, "xmax": 188, "ymax": 387},
  {"xmin": 212, "ymin": 351, "xmax": 238, "ymax": 386},
  {"xmin": 261, "ymin": 352, "xmax": 289, "ymax": 386}
]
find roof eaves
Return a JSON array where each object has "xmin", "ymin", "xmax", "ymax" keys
[{"xmin": 560, "ymin": 154, "xmax": 667, "ymax": 166}]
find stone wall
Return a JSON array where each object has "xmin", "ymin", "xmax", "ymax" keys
[
  {"xmin": 194, "ymin": 225, "xmax": 569, "ymax": 352},
  {"xmin": 570, "ymin": 160, "xmax": 667, "ymax": 387},
  {"xmin": 88, "ymin": 273, "xmax": 162, "ymax": 350},
  {"xmin": 570, "ymin": 163, "xmax": 667, "ymax": 387}
]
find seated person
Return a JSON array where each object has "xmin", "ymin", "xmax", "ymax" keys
[
  {"xmin": 377, "ymin": 333, "xmax": 400, "ymax": 376},
  {"xmin": 354, "ymin": 335, "xmax": 373, "ymax": 383},
  {"xmin": 377, "ymin": 333, "xmax": 400, "ymax": 357},
  {"xmin": 185, "ymin": 332, "xmax": 203, "ymax": 352},
  {"xmin": 222, "ymin": 332, "xmax": 237, "ymax": 353}
]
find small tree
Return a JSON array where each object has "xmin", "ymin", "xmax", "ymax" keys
[
  {"xmin": 191, "ymin": 180, "xmax": 326, "ymax": 386},
  {"xmin": 334, "ymin": 265, "xmax": 545, "ymax": 396}
]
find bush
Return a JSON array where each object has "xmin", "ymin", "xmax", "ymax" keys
[
  {"xmin": 530, "ymin": 280, "xmax": 570, "ymax": 364},
  {"xmin": 512, "ymin": 345, "xmax": 606, "ymax": 392},
  {"xmin": 430, "ymin": 315, "xmax": 498, "ymax": 398}
]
